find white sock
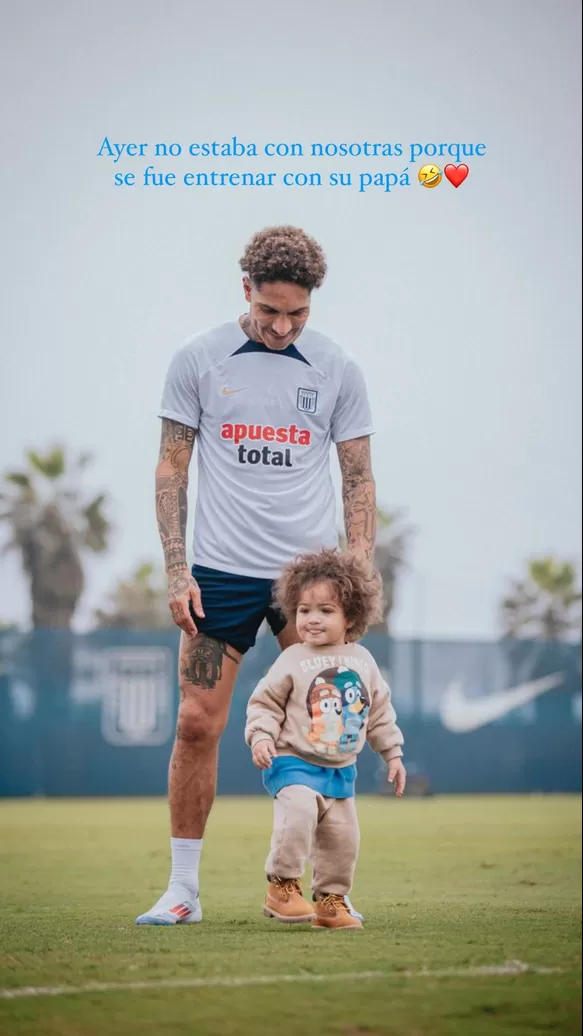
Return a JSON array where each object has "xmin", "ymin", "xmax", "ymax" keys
[{"xmin": 169, "ymin": 838, "xmax": 202, "ymax": 897}]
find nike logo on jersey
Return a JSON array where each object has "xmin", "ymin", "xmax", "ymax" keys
[
  {"xmin": 221, "ymin": 386, "xmax": 246, "ymax": 396},
  {"xmin": 439, "ymin": 673, "xmax": 564, "ymax": 732}
]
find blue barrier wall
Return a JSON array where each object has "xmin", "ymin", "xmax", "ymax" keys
[{"xmin": 0, "ymin": 630, "xmax": 580, "ymax": 796}]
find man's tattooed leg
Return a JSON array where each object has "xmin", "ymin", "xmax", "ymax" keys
[
  {"xmin": 169, "ymin": 633, "xmax": 241, "ymax": 837},
  {"xmin": 179, "ymin": 635, "xmax": 240, "ymax": 691}
]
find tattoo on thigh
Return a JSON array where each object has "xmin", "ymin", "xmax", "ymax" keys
[{"xmin": 180, "ymin": 635, "xmax": 239, "ymax": 690}]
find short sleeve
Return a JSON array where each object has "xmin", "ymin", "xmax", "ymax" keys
[
  {"xmin": 158, "ymin": 345, "xmax": 201, "ymax": 429},
  {"xmin": 331, "ymin": 359, "xmax": 374, "ymax": 444}
]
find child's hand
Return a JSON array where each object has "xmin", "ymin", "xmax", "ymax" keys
[
  {"xmin": 252, "ymin": 739, "xmax": 276, "ymax": 770},
  {"xmin": 388, "ymin": 759, "xmax": 407, "ymax": 797}
]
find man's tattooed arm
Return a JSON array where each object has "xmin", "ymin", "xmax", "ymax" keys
[
  {"xmin": 156, "ymin": 419, "xmax": 200, "ymax": 631},
  {"xmin": 336, "ymin": 436, "xmax": 377, "ymax": 567}
]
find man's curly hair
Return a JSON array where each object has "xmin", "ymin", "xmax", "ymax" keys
[
  {"xmin": 274, "ymin": 548, "xmax": 383, "ymax": 642},
  {"xmin": 239, "ymin": 225, "xmax": 327, "ymax": 290}
]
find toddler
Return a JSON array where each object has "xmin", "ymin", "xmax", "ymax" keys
[{"xmin": 245, "ymin": 548, "xmax": 406, "ymax": 930}]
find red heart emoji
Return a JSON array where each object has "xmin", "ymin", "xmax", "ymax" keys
[{"xmin": 444, "ymin": 164, "xmax": 469, "ymax": 188}]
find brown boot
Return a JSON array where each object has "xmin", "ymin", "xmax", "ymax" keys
[
  {"xmin": 312, "ymin": 892, "xmax": 364, "ymax": 930},
  {"xmin": 263, "ymin": 876, "xmax": 315, "ymax": 923}
]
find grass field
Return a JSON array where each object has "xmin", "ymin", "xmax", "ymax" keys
[{"xmin": 0, "ymin": 795, "xmax": 581, "ymax": 1036}]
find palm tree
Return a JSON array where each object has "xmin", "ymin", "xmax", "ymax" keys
[
  {"xmin": 370, "ymin": 508, "xmax": 414, "ymax": 634},
  {"xmin": 501, "ymin": 557, "xmax": 582, "ymax": 641},
  {"xmin": 0, "ymin": 446, "xmax": 110, "ymax": 628},
  {"xmin": 95, "ymin": 562, "xmax": 174, "ymax": 630}
]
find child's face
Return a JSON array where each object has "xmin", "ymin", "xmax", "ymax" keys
[{"xmin": 296, "ymin": 581, "xmax": 348, "ymax": 648}]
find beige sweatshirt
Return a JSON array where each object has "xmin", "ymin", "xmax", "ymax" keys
[{"xmin": 245, "ymin": 642, "xmax": 404, "ymax": 768}]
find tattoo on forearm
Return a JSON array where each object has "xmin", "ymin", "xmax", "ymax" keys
[
  {"xmin": 337, "ymin": 437, "xmax": 376, "ymax": 562},
  {"xmin": 156, "ymin": 420, "xmax": 195, "ymax": 573},
  {"xmin": 344, "ymin": 481, "xmax": 376, "ymax": 561},
  {"xmin": 179, "ymin": 634, "xmax": 240, "ymax": 694}
]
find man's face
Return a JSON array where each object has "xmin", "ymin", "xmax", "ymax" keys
[{"xmin": 243, "ymin": 277, "xmax": 311, "ymax": 350}]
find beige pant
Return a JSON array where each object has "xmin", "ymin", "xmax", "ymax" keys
[{"xmin": 265, "ymin": 784, "xmax": 360, "ymax": 896}]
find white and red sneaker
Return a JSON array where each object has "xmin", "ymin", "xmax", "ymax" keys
[{"xmin": 135, "ymin": 886, "xmax": 202, "ymax": 926}]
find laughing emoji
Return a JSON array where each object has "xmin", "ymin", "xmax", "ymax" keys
[{"xmin": 418, "ymin": 164, "xmax": 442, "ymax": 188}]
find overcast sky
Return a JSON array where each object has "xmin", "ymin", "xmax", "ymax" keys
[{"xmin": 0, "ymin": 0, "xmax": 581, "ymax": 638}]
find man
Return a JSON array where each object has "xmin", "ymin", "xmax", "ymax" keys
[{"xmin": 136, "ymin": 225, "xmax": 380, "ymax": 925}]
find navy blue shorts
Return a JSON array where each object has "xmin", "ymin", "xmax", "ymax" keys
[{"xmin": 189, "ymin": 564, "xmax": 288, "ymax": 654}]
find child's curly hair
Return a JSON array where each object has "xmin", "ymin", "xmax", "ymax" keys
[
  {"xmin": 239, "ymin": 225, "xmax": 327, "ymax": 290},
  {"xmin": 274, "ymin": 548, "xmax": 383, "ymax": 642}
]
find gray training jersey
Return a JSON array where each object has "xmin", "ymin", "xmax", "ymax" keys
[{"xmin": 158, "ymin": 320, "xmax": 374, "ymax": 579}]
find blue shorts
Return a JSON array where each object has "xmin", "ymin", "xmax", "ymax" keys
[{"xmin": 189, "ymin": 564, "xmax": 288, "ymax": 654}]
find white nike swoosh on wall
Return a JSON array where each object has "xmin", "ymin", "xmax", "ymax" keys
[{"xmin": 439, "ymin": 673, "xmax": 565, "ymax": 733}]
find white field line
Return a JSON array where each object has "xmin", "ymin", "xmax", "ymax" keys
[{"xmin": 0, "ymin": 961, "xmax": 564, "ymax": 1001}]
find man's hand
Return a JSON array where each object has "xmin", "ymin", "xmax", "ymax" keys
[
  {"xmin": 388, "ymin": 758, "xmax": 407, "ymax": 797},
  {"xmin": 168, "ymin": 566, "xmax": 205, "ymax": 638},
  {"xmin": 252, "ymin": 739, "xmax": 276, "ymax": 770},
  {"xmin": 348, "ymin": 550, "xmax": 376, "ymax": 580}
]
